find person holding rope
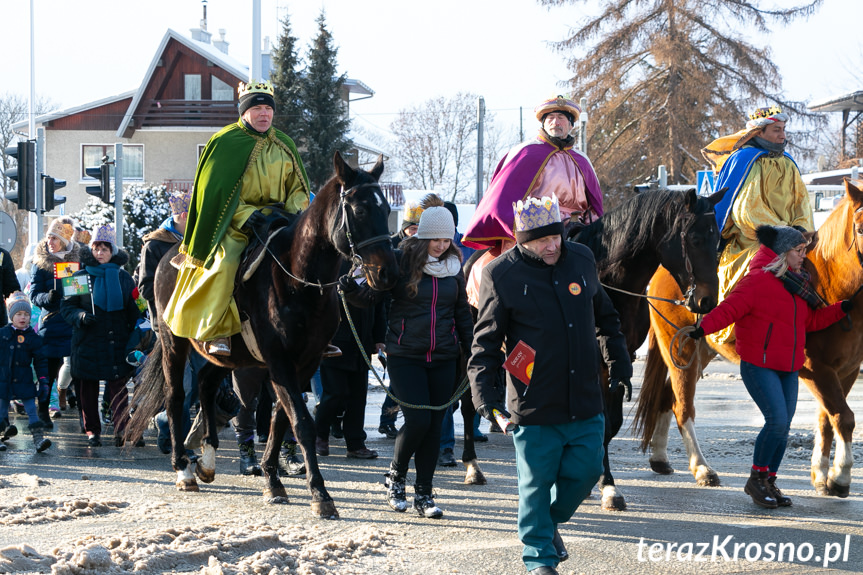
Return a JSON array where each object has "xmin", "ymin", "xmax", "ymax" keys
[
  {"xmin": 468, "ymin": 196, "xmax": 630, "ymax": 575},
  {"xmin": 339, "ymin": 193, "xmax": 473, "ymax": 519},
  {"xmin": 688, "ymin": 225, "xmax": 850, "ymax": 509}
]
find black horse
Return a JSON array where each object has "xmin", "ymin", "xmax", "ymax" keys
[
  {"xmin": 458, "ymin": 188, "xmax": 727, "ymax": 510},
  {"xmin": 128, "ymin": 152, "xmax": 398, "ymax": 518}
]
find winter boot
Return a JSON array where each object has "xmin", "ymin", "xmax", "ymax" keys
[
  {"xmin": 413, "ymin": 483, "xmax": 444, "ymax": 519},
  {"xmin": 744, "ymin": 468, "xmax": 778, "ymax": 508},
  {"xmin": 279, "ymin": 441, "xmax": 306, "ymax": 476},
  {"xmin": 58, "ymin": 389, "xmax": 68, "ymax": 411},
  {"xmin": 238, "ymin": 439, "xmax": 263, "ymax": 476},
  {"xmin": 767, "ymin": 476, "xmax": 792, "ymax": 507},
  {"xmin": 29, "ymin": 422, "xmax": 52, "ymax": 453},
  {"xmin": 384, "ymin": 465, "xmax": 409, "ymax": 512},
  {"xmin": 1, "ymin": 421, "xmax": 17, "ymax": 442}
]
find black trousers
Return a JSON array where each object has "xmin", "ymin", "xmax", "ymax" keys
[
  {"xmin": 387, "ymin": 355, "xmax": 456, "ymax": 486},
  {"xmin": 316, "ymin": 362, "xmax": 369, "ymax": 451}
]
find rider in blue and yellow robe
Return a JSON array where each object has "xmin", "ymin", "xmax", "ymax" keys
[
  {"xmin": 163, "ymin": 80, "xmax": 310, "ymax": 355},
  {"xmin": 702, "ymin": 105, "xmax": 813, "ymax": 343}
]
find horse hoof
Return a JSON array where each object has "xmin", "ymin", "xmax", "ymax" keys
[
  {"xmin": 464, "ymin": 460, "xmax": 487, "ymax": 485},
  {"xmin": 267, "ymin": 495, "xmax": 290, "ymax": 505},
  {"xmin": 827, "ymin": 479, "xmax": 850, "ymax": 498},
  {"xmin": 650, "ymin": 460, "xmax": 674, "ymax": 475},
  {"xmin": 265, "ymin": 487, "xmax": 289, "ymax": 503},
  {"xmin": 813, "ymin": 481, "xmax": 831, "ymax": 496},
  {"xmin": 695, "ymin": 472, "xmax": 721, "ymax": 487},
  {"xmin": 311, "ymin": 500, "xmax": 339, "ymax": 519},
  {"xmin": 176, "ymin": 479, "xmax": 199, "ymax": 492},
  {"xmin": 195, "ymin": 463, "xmax": 216, "ymax": 484},
  {"xmin": 601, "ymin": 494, "xmax": 627, "ymax": 511}
]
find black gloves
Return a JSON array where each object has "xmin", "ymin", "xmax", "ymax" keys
[
  {"xmin": 477, "ymin": 403, "xmax": 510, "ymax": 424},
  {"xmin": 338, "ymin": 274, "xmax": 359, "ymax": 293},
  {"xmin": 609, "ymin": 378, "xmax": 633, "ymax": 402},
  {"xmin": 78, "ymin": 312, "xmax": 97, "ymax": 327},
  {"xmin": 241, "ymin": 210, "xmax": 267, "ymax": 236},
  {"xmin": 48, "ymin": 289, "xmax": 62, "ymax": 304},
  {"xmin": 841, "ymin": 299, "xmax": 854, "ymax": 313},
  {"xmin": 689, "ymin": 326, "xmax": 704, "ymax": 340}
]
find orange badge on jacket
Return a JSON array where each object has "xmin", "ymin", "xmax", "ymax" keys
[{"xmin": 569, "ymin": 282, "xmax": 582, "ymax": 296}]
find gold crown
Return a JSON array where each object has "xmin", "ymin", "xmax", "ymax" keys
[
  {"xmin": 238, "ymin": 79, "xmax": 274, "ymax": 98},
  {"xmin": 748, "ymin": 105, "xmax": 783, "ymax": 121},
  {"xmin": 513, "ymin": 195, "xmax": 561, "ymax": 232}
]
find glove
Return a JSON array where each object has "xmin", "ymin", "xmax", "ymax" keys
[
  {"xmin": 48, "ymin": 289, "xmax": 62, "ymax": 304},
  {"xmin": 241, "ymin": 210, "xmax": 267, "ymax": 235},
  {"xmin": 78, "ymin": 312, "xmax": 97, "ymax": 327},
  {"xmin": 841, "ymin": 299, "xmax": 854, "ymax": 313},
  {"xmin": 477, "ymin": 403, "xmax": 510, "ymax": 424},
  {"xmin": 609, "ymin": 378, "xmax": 633, "ymax": 402},
  {"xmin": 338, "ymin": 274, "xmax": 359, "ymax": 293},
  {"xmin": 688, "ymin": 326, "xmax": 704, "ymax": 340}
]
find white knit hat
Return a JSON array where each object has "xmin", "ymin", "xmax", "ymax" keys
[{"xmin": 416, "ymin": 206, "xmax": 455, "ymax": 240}]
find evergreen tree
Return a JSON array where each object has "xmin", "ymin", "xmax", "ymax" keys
[
  {"xmin": 539, "ymin": 0, "xmax": 823, "ymax": 201},
  {"xmin": 299, "ymin": 11, "xmax": 352, "ymax": 190},
  {"xmin": 270, "ymin": 11, "xmax": 304, "ymax": 138}
]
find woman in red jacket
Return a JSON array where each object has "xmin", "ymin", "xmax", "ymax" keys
[{"xmin": 690, "ymin": 225, "xmax": 850, "ymax": 509}]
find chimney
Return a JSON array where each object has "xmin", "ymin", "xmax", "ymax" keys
[
  {"xmin": 213, "ymin": 28, "xmax": 230, "ymax": 54},
  {"xmin": 190, "ymin": 0, "xmax": 212, "ymax": 44}
]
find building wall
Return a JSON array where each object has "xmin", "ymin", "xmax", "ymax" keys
[{"xmin": 44, "ymin": 128, "xmax": 219, "ymax": 215}]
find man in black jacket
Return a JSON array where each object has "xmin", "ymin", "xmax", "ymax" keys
[
  {"xmin": 468, "ymin": 195, "xmax": 631, "ymax": 575},
  {"xmin": 0, "ymin": 246, "xmax": 20, "ymax": 326}
]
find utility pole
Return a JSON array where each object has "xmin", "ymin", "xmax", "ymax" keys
[
  {"xmin": 578, "ymin": 97, "xmax": 588, "ymax": 154},
  {"xmin": 114, "ymin": 144, "xmax": 124, "ymax": 248},
  {"xmin": 475, "ymin": 96, "xmax": 485, "ymax": 206},
  {"xmin": 519, "ymin": 106, "xmax": 524, "ymax": 143},
  {"xmin": 28, "ymin": 0, "xmax": 39, "ymax": 246},
  {"xmin": 251, "ymin": 0, "xmax": 261, "ymax": 80}
]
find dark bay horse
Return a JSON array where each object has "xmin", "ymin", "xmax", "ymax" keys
[
  {"xmin": 128, "ymin": 152, "xmax": 398, "ymax": 518},
  {"xmin": 459, "ymin": 188, "xmax": 727, "ymax": 510},
  {"xmin": 637, "ymin": 178, "xmax": 863, "ymax": 497}
]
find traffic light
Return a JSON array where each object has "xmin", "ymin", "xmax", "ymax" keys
[
  {"xmin": 5, "ymin": 141, "xmax": 36, "ymax": 210},
  {"xmin": 43, "ymin": 176, "xmax": 67, "ymax": 211},
  {"xmin": 85, "ymin": 163, "xmax": 112, "ymax": 204}
]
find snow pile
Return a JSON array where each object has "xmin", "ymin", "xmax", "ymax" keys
[
  {"xmin": 0, "ymin": 544, "xmax": 55, "ymax": 574},
  {"xmin": 0, "ymin": 473, "xmax": 49, "ymax": 489},
  {"xmin": 46, "ymin": 522, "xmax": 390, "ymax": 575},
  {"xmin": 0, "ymin": 497, "xmax": 128, "ymax": 526}
]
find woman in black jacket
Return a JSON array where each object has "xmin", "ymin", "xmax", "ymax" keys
[
  {"xmin": 342, "ymin": 195, "xmax": 473, "ymax": 518},
  {"xmin": 60, "ymin": 225, "xmax": 140, "ymax": 447}
]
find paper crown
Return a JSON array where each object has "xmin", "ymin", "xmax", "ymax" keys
[
  {"xmin": 748, "ymin": 105, "xmax": 783, "ymax": 121},
  {"xmin": 91, "ymin": 224, "xmax": 116, "ymax": 246},
  {"xmin": 72, "ymin": 228, "xmax": 91, "ymax": 245},
  {"xmin": 238, "ymin": 79, "xmax": 274, "ymax": 98},
  {"xmin": 168, "ymin": 190, "xmax": 192, "ymax": 215},
  {"xmin": 534, "ymin": 95, "xmax": 582, "ymax": 123},
  {"xmin": 513, "ymin": 195, "xmax": 562, "ymax": 233},
  {"xmin": 403, "ymin": 200, "xmax": 424, "ymax": 224}
]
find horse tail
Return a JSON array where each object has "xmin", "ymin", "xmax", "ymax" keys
[
  {"xmin": 125, "ymin": 336, "xmax": 166, "ymax": 443},
  {"xmin": 633, "ymin": 326, "xmax": 673, "ymax": 452}
]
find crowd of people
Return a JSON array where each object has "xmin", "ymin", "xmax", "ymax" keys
[{"xmin": 1, "ymin": 87, "xmax": 843, "ymax": 575}]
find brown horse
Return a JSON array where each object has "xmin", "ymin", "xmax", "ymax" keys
[{"xmin": 636, "ymin": 178, "xmax": 863, "ymax": 496}]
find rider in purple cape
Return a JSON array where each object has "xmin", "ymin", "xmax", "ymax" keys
[{"xmin": 463, "ymin": 95, "xmax": 604, "ymax": 251}]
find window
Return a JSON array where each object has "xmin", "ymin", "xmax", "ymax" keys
[
  {"xmin": 212, "ymin": 75, "xmax": 233, "ymax": 101},
  {"xmin": 81, "ymin": 144, "xmax": 144, "ymax": 181},
  {"xmin": 185, "ymin": 74, "xmax": 201, "ymax": 100}
]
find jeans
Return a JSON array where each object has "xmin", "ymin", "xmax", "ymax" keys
[{"xmin": 740, "ymin": 361, "xmax": 798, "ymax": 473}]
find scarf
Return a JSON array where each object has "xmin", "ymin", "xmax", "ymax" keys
[
  {"xmin": 85, "ymin": 262, "xmax": 124, "ymax": 312},
  {"xmin": 159, "ymin": 215, "xmax": 184, "ymax": 239},
  {"xmin": 752, "ymin": 136, "xmax": 787, "ymax": 157},
  {"xmin": 423, "ymin": 254, "xmax": 461, "ymax": 278},
  {"xmin": 542, "ymin": 131, "xmax": 576, "ymax": 150},
  {"xmin": 779, "ymin": 267, "xmax": 826, "ymax": 310}
]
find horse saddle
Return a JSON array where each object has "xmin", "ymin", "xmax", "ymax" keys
[{"xmin": 239, "ymin": 207, "xmax": 298, "ymax": 283}]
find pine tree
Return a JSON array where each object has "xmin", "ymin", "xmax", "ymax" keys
[
  {"xmin": 270, "ymin": 11, "xmax": 304, "ymax": 138},
  {"xmin": 299, "ymin": 11, "xmax": 352, "ymax": 190},
  {"xmin": 539, "ymin": 0, "xmax": 823, "ymax": 201}
]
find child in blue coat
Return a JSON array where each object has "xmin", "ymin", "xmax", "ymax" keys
[{"xmin": 1, "ymin": 291, "xmax": 52, "ymax": 452}]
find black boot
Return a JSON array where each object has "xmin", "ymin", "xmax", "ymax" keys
[
  {"xmin": 384, "ymin": 464, "xmax": 408, "ymax": 512},
  {"xmin": 413, "ymin": 483, "xmax": 443, "ymax": 519},
  {"xmin": 744, "ymin": 469, "xmax": 778, "ymax": 508},
  {"xmin": 238, "ymin": 439, "xmax": 262, "ymax": 476},
  {"xmin": 766, "ymin": 476, "xmax": 792, "ymax": 507},
  {"xmin": 279, "ymin": 441, "xmax": 306, "ymax": 476},
  {"xmin": 29, "ymin": 422, "xmax": 52, "ymax": 453},
  {"xmin": 1, "ymin": 420, "xmax": 17, "ymax": 442}
]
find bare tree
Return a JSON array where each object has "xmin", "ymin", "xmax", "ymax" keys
[
  {"xmin": 539, "ymin": 0, "xmax": 823, "ymax": 194},
  {"xmin": 389, "ymin": 93, "xmax": 478, "ymax": 201}
]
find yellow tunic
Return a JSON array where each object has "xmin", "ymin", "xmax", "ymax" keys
[
  {"xmin": 710, "ymin": 154, "xmax": 813, "ymax": 344},
  {"xmin": 163, "ymin": 140, "xmax": 309, "ymax": 341}
]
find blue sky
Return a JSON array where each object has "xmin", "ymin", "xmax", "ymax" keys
[{"xmin": 3, "ymin": 0, "xmax": 860, "ymax": 140}]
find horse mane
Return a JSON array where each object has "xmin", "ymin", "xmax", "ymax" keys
[
  {"xmin": 290, "ymin": 175, "xmax": 341, "ymax": 265},
  {"xmin": 813, "ymin": 196, "xmax": 853, "ymax": 262},
  {"xmin": 577, "ymin": 189, "xmax": 701, "ymax": 283}
]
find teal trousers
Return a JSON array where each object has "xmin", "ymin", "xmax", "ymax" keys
[{"xmin": 513, "ymin": 413, "xmax": 604, "ymax": 571}]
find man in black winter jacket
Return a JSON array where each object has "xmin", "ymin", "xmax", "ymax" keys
[
  {"xmin": 0, "ymin": 247, "xmax": 19, "ymax": 326},
  {"xmin": 468, "ymin": 195, "xmax": 631, "ymax": 575}
]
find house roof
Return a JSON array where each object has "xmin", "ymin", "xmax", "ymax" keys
[
  {"xmin": 11, "ymin": 91, "xmax": 136, "ymax": 132},
  {"xmin": 809, "ymin": 90, "xmax": 863, "ymax": 113}
]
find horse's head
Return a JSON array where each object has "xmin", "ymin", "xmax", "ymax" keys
[
  {"xmin": 660, "ymin": 187, "xmax": 728, "ymax": 314},
  {"xmin": 329, "ymin": 151, "xmax": 398, "ymax": 290}
]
